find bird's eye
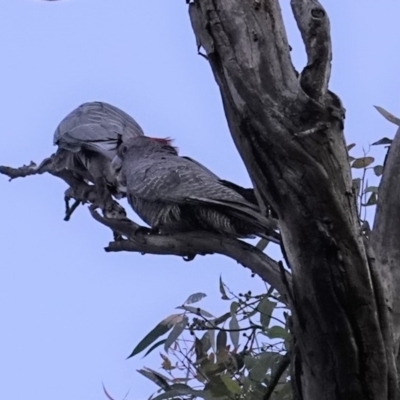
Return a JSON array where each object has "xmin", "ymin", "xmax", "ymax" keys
[{"xmin": 120, "ymin": 144, "xmax": 128, "ymax": 157}]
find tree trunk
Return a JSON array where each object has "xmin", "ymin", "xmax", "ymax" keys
[{"xmin": 188, "ymin": 0, "xmax": 398, "ymax": 399}]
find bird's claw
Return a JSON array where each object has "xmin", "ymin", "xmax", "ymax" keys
[
  {"xmin": 64, "ymin": 198, "xmax": 81, "ymax": 221},
  {"xmin": 103, "ymin": 200, "xmax": 126, "ymax": 219},
  {"xmin": 113, "ymin": 232, "xmax": 124, "ymax": 241},
  {"xmin": 183, "ymin": 254, "xmax": 196, "ymax": 262}
]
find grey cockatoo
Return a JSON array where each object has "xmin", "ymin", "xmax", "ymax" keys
[
  {"xmin": 112, "ymin": 136, "xmax": 280, "ymax": 242},
  {"xmin": 53, "ymin": 101, "xmax": 144, "ymax": 216}
]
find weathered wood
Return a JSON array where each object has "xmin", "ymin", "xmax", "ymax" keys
[
  {"xmin": 188, "ymin": 0, "xmax": 397, "ymax": 398},
  {"xmin": 373, "ymin": 125, "xmax": 400, "ymax": 384}
]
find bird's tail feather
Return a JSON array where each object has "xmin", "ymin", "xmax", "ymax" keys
[{"xmin": 189, "ymin": 197, "xmax": 281, "ymax": 243}]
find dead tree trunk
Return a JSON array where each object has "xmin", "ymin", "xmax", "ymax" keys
[{"xmin": 188, "ymin": 0, "xmax": 399, "ymax": 399}]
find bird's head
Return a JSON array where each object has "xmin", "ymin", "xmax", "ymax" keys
[
  {"xmin": 116, "ymin": 136, "xmax": 179, "ymax": 160},
  {"xmin": 149, "ymin": 137, "xmax": 179, "ymax": 153}
]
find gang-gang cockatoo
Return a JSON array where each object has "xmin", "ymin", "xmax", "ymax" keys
[
  {"xmin": 53, "ymin": 101, "xmax": 144, "ymax": 216},
  {"xmin": 112, "ymin": 136, "xmax": 280, "ymax": 242}
]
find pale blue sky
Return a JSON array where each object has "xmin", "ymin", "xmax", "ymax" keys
[{"xmin": 1, "ymin": 1, "xmax": 399, "ymax": 399}]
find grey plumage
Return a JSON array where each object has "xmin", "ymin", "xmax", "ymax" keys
[
  {"xmin": 54, "ymin": 101, "xmax": 144, "ymax": 210},
  {"xmin": 116, "ymin": 136, "xmax": 280, "ymax": 242}
]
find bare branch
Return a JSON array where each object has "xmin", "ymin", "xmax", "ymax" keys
[
  {"xmin": 0, "ymin": 157, "xmax": 126, "ymax": 219},
  {"xmin": 89, "ymin": 208, "xmax": 292, "ymax": 304},
  {"xmin": 291, "ymin": 0, "xmax": 332, "ymax": 100},
  {"xmin": 0, "ymin": 155, "xmax": 56, "ymax": 180}
]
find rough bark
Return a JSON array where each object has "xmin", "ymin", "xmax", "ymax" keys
[
  {"xmin": 373, "ymin": 124, "xmax": 400, "ymax": 382},
  {"xmin": 188, "ymin": 0, "xmax": 397, "ymax": 399}
]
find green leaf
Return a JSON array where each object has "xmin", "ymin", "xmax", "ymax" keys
[
  {"xmin": 176, "ymin": 305, "xmax": 214, "ymax": 318},
  {"xmin": 374, "ymin": 165, "xmax": 384, "ymax": 176},
  {"xmin": 220, "ymin": 374, "xmax": 242, "ymax": 394},
  {"xmin": 230, "ymin": 301, "xmax": 239, "ymax": 315},
  {"xmin": 219, "ymin": 275, "xmax": 230, "ymax": 300},
  {"xmin": 257, "ymin": 297, "xmax": 277, "ymax": 329},
  {"xmin": 137, "ymin": 368, "xmax": 171, "ymax": 390},
  {"xmin": 374, "ymin": 105, "xmax": 400, "ymax": 126},
  {"xmin": 200, "ymin": 332, "xmax": 212, "ymax": 355},
  {"xmin": 365, "ymin": 192, "xmax": 378, "ymax": 206},
  {"xmin": 352, "ymin": 157, "xmax": 375, "ymax": 169},
  {"xmin": 127, "ymin": 314, "xmax": 182, "ymax": 358},
  {"xmin": 204, "ymin": 376, "xmax": 232, "ymax": 398},
  {"xmin": 346, "ymin": 143, "xmax": 356, "ymax": 151},
  {"xmin": 364, "ymin": 186, "xmax": 379, "ymax": 194},
  {"xmin": 372, "ymin": 137, "xmax": 393, "ymax": 146},
  {"xmin": 274, "ymin": 381, "xmax": 293, "ymax": 400},
  {"xmin": 229, "ymin": 315, "xmax": 240, "ymax": 350},
  {"xmin": 143, "ymin": 339, "xmax": 167, "ymax": 358},
  {"xmin": 184, "ymin": 292, "xmax": 207, "ymax": 305},
  {"xmin": 164, "ymin": 316, "xmax": 188, "ymax": 353},
  {"xmin": 208, "ymin": 329, "xmax": 216, "ymax": 353},
  {"xmin": 267, "ymin": 325, "xmax": 289, "ymax": 340},
  {"xmin": 247, "ymin": 353, "xmax": 274, "ymax": 382},
  {"xmin": 216, "ymin": 330, "xmax": 227, "ymax": 351},
  {"xmin": 151, "ymin": 387, "xmax": 211, "ymax": 400}
]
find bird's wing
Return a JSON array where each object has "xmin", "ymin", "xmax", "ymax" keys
[
  {"xmin": 54, "ymin": 102, "xmax": 144, "ymax": 158},
  {"xmin": 181, "ymin": 156, "xmax": 220, "ymax": 179},
  {"xmin": 186, "ymin": 196, "xmax": 278, "ymax": 232},
  {"xmin": 126, "ymin": 156, "xmax": 257, "ymax": 210}
]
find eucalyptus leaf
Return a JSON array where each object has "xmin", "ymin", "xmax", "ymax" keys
[
  {"xmin": 230, "ymin": 301, "xmax": 239, "ymax": 315},
  {"xmin": 374, "ymin": 165, "xmax": 384, "ymax": 176},
  {"xmin": 220, "ymin": 374, "xmax": 242, "ymax": 394},
  {"xmin": 164, "ymin": 316, "xmax": 188, "ymax": 353},
  {"xmin": 374, "ymin": 105, "xmax": 400, "ymax": 126},
  {"xmin": 364, "ymin": 186, "xmax": 379, "ymax": 194},
  {"xmin": 143, "ymin": 339, "xmax": 167, "ymax": 358},
  {"xmin": 208, "ymin": 329, "xmax": 216, "ymax": 353},
  {"xmin": 372, "ymin": 137, "xmax": 393, "ymax": 146},
  {"xmin": 346, "ymin": 143, "xmax": 356, "ymax": 151},
  {"xmin": 216, "ymin": 330, "xmax": 227, "ymax": 351},
  {"xmin": 128, "ymin": 314, "xmax": 182, "ymax": 358},
  {"xmin": 200, "ymin": 332, "xmax": 212, "ymax": 355},
  {"xmin": 268, "ymin": 325, "xmax": 289, "ymax": 340},
  {"xmin": 137, "ymin": 368, "xmax": 171, "ymax": 390},
  {"xmin": 184, "ymin": 292, "xmax": 207, "ymax": 305},
  {"xmin": 151, "ymin": 387, "xmax": 211, "ymax": 400},
  {"xmin": 229, "ymin": 315, "xmax": 240, "ymax": 349},
  {"xmin": 352, "ymin": 157, "xmax": 375, "ymax": 169},
  {"xmin": 219, "ymin": 275, "xmax": 230, "ymax": 300},
  {"xmin": 247, "ymin": 353, "xmax": 274, "ymax": 382},
  {"xmin": 258, "ymin": 297, "xmax": 277, "ymax": 329},
  {"xmin": 366, "ymin": 192, "xmax": 378, "ymax": 206}
]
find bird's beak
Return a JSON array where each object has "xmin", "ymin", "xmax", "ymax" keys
[{"xmin": 111, "ymin": 155, "xmax": 122, "ymax": 173}]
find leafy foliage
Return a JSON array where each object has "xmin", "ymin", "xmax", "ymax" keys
[{"xmin": 129, "ymin": 282, "xmax": 292, "ymax": 400}]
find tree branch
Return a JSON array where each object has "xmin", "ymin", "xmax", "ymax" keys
[
  {"xmin": 0, "ymin": 156, "xmax": 292, "ymax": 304},
  {"xmin": 0, "ymin": 156, "xmax": 126, "ymax": 219},
  {"xmin": 89, "ymin": 208, "xmax": 292, "ymax": 304},
  {"xmin": 372, "ymin": 123, "xmax": 400, "ymax": 374},
  {"xmin": 188, "ymin": 1, "xmax": 393, "ymax": 399},
  {"xmin": 291, "ymin": 0, "xmax": 332, "ymax": 100}
]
